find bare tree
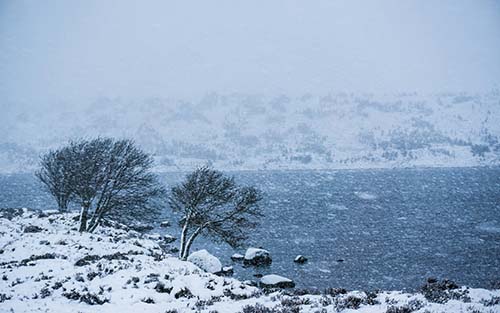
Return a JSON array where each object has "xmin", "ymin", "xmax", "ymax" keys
[
  {"xmin": 36, "ymin": 149, "xmax": 73, "ymax": 212},
  {"xmin": 37, "ymin": 138, "xmax": 166, "ymax": 232},
  {"xmin": 169, "ymin": 166, "xmax": 263, "ymax": 260}
]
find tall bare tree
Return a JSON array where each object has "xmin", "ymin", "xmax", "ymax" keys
[
  {"xmin": 37, "ymin": 138, "xmax": 166, "ymax": 232},
  {"xmin": 169, "ymin": 167, "xmax": 263, "ymax": 260}
]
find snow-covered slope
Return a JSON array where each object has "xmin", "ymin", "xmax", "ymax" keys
[
  {"xmin": 2, "ymin": 91, "xmax": 500, "ymax": 173},
  {"xmin": 1, "ymin": 209, "xmax": 499, "ymax": 312}
]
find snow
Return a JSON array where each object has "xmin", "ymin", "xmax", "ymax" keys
[
  {"xmin": 186, "ymin": 249, "xmax": 222, "ymax": 274},
  {"xmin": 294, "ymin": 255, "xmax": 307, "ymax": 263},
  {"xmin": 231, "ymin": 253, "xmax": 244, "ymax": 260},
  {"xmin": 244, "ymin": 248, "xmax": 270, "ymax": 260},
  {"xmin": 1, "ymin": 209, "xmax": 499, "ymax": 312},
  {"xmin": 2, "ymin": 92, "xmax": 500, "ymax": 173},
  {"xmin": 260, "ymin": 274, "xmax": 293, "ymax": 285},
  {"xmin": 159, "ymin": 221, "xmax": 170, "ymax": 227}
]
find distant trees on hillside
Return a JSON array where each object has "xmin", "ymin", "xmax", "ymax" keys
[
  {"xmin": 169, "ymin": 167, "xmax": 263, "ymax": 260},
  {"xmin": 36, "ymin": 138, "xmax": 165, "ymax": 232}
]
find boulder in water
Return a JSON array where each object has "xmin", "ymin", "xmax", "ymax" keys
[
  {"xmin": 220, "ymin": 266, "xmax": 234, "ymax": 276},
  {"xmin": 294, "ymin": 255, "xmax": 308, "ymax": 264},
  {"xmin": 231, "ymin": 253, "xmax": 244, "ymax": 261},
  {"xmin": 159, "ymin": 221, "xmax": 170, "ymax": 228},
  {"xmin": 244, "ymin": 248, "xmax": 272, "ymax": 266}
]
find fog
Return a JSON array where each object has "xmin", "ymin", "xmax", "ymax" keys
[
  {"xmin": 1, "ymin": 0, "xmax": 499, "ymax": 104},
  {"xmin": 1, "ymin": 1, "xmax": 500, "ymax": 172}
]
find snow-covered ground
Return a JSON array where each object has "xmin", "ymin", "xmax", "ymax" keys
[{"xmin": 1, "ymin": 209, "xmax": 499, "ymax": 312}]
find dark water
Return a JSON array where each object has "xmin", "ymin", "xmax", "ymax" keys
[{"xmin": 1, "ymin": 167, "xmax": 500, "ymax": 291}]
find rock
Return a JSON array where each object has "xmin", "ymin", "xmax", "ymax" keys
[
  {"xmin": 23, "ymin": 225, "xmax": 44, "ymax": 233},
  {"xmin": 243, "ymin": 280, "xmax": 258, "ymax": 287},
  {"xmin": 230, "ymin": 253, "xmax": 244, "ymax": 261},
  {"xmin": 294, "ymin": 255, "xmax": 308, "ymax": 264},
  {"xmin": 129, "ymin": 223, "xmax": 153, "ymax": 233},
  {"xmin": 174, "ymin": 287, "xmax": 193, "ymax": 299},
  {"xmin": 159, "ymin": 221, "xmax": 170, "ymax": 228},
  {"xmin": 220, "ymin": 266, "xmax": 234, "ymax": 276},
  {"xmin": 260, "ymin": 274, "xmax": 295, "ymax": 288},
  {"xmin": 253, "ymin": 273, "xmax": 263, "ymax": 278},
  {"xmin": 38, "ymin": 210, "xmax": 59, "ymax": 218},
  {"xmin": 244, "ymin": 248, "xmax": 272, "ymax": 266},
  {"xmin": 163, "ymin": 235, "xmax": 176, "ymax": 244},
  {"xmin": 147, "ymin": 234, "xmax": 162, "ymax": 241},
  {"xmin": 187, "ymin": 250, "xmax": 222, "ymax": 274}
]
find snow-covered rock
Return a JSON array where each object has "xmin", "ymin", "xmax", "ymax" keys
[
  {"xmin": 230, "ymin": 253, "xmax": 244, "ymax": 261},
  {"xmin": 294, "ymin": 255, "xmax": 308, "ymax": 264},
  {"xmin": 260, "ymin": 274, "xmax": 295, "ymax": 288},
  {"xmin": 162, "ymin": 235, "xmax": 176, "ymax": 244},
  {"xmin": 220, "ymin": 266, "xmax": 234, "ymax": 276},
  {"xmin": 187, "ymin": 249, "xmax": 222, "ymax": 274},
  {"xmin": 244, "ymin": 248, "xmax": 272, "ymax": 265},
  {"xmin": 159, "ymin": 221, "xmax": 170, "ymax": 228}
]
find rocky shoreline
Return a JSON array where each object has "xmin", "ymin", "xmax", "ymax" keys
[{"xmin": 1, "ymin": 208, "xmax": 499, "ymax": 312}]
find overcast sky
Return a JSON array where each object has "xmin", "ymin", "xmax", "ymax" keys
[{"xmin": 1, "ymin": 0, "xmax": 499, "ymax": 104}]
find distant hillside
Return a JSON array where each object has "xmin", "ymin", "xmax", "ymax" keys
[{"xmin": 1, "ymin": 91, "xmax": 500, "ymax": 173}]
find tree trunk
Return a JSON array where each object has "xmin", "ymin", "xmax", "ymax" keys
[
  {"xmin": 87, "ymin": 209, "xmax": 103, "ymax": 233},
  {"xmin": 79, "ymin": 203, "xmax": 90, "ymax": 232},
  {"xmin": 57, "ymin": 198, "xmax": 67, "ymax": 212},
  {"xmin": 179, "ymin": 214, "xmax": 191, "ymax": 259},
  {"xmin": 181, "ymin": 226, "xmax": 203, "ymax": 260}
]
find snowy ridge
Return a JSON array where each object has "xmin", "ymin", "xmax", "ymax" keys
[
  {"xmin": 1, "ymin": 209, "xmax": 499, "ymax": 312},
  {"xmin": 1, "ymin": 91, "xmax": 500, "ymax": 173}
]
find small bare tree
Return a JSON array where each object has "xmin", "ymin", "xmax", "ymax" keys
[
  {"xmin": 169, "ymin": 166, "xmax": 263, "ymax": 260},
  {"xmin": 37, "ymin": 138, "xmax": 166, "ymax": 232}
]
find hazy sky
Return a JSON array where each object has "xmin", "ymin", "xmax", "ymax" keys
[{"xmin": 1, "ymin": 0, "xmax": 499, "ymax": 104}]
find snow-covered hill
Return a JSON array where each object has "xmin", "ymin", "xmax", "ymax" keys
[
  {"xmin": 1, "ymin": 208, "xmax": 499, "ymax": 312},
  {"xmin": 1, "ymin": 91, "xmax": 500, "ymax": 172}
]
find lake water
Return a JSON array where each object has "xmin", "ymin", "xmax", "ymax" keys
[{"xmin": 1, "ymin": 167, "xmax": 500, "ymax": 291}]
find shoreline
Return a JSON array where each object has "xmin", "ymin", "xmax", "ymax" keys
[{"xmin": 1, "ymin": 208, "xmax": 499, "ymax": 312}]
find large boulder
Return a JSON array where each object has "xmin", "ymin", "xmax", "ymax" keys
[
  {"xmin": 260, "ymin": 274, "xmax": 295, "ymax": 288},
  {"xmin": 187, "ymin": 250, "xmax": 222, "ymax": 274},
  {"xmin": 244, "ymin": 248, "xmax": 272, "ymax": 266}
]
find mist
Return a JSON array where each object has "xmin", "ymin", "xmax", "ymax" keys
[
  {"xmin": 1, "ymin": 0, "xmax": 499, "ymax": 105},
  {"xmin": 1, "ymin": 1, "xmax": 500, "ymax": 172}
]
